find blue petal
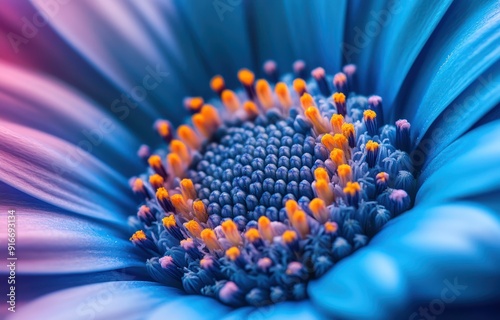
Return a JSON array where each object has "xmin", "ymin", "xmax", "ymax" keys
[
  {"xmin": 9, "ymin": 281, "xmax": 180, "ymax": 320},
  {"xmin": 417, "ymin": 120, "xmax": 500, "ymax": 205},
  {"xmin": 0, "ymin": 62, "xmax": 142, "ymax": 175},
  {"xmin": 396, "ymin": 0, "xmax": 500, "ymax": 139},
  {"xmin": 0, "ymin": 182, "xmax": 142, "ymax": 273},
  {"xmin": 308, "ymin": 201, "xmax": 500, "ymax": 319},
  {"xmin": 223, "ymin": 301, "xmax": 324, "ymax": 320},
  {"xmin": 0, "ymin": 121, "xmax": 135, "ymax": 223},
  {"xmin": 149, "ymin": 296, "xmax": 230, "ymax": 320}
]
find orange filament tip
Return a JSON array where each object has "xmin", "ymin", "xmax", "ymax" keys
[
  {"xmin": 221, "ymin": 220, "xmax": 242, "ymax": 245},
  {"xmin": 309, "ymin": 198, "xmax": 329, "ymax": 223},
  {"xmin": 342, "ymin": 123, "xmax": 355, "ymax": 138},
  {"xmin": 315, "ymin": 179, "xmax": 335, "ymax": 205},
  {"xmin": 210, "ymin": 75, "xmax": 225, "ymax": 92},
  {"xmin": 366, "ymin": 140, "xmax": 379, "ymax": 152},
  {"xmin": 330, "ymin": 114, "xmax": 344, "ymax": 133},
  {"xmin": 238, "ymin": 68, "xmax": 255, "ymax": 86},
  {"xmin": 376, "ymin": 172, "xmax": 389, "ymax": 182},
  {"xmin": 192, "ymin": 200, "xmax": 208, "ymax": 222},
  {"xmin": 293, "ymin": 78, "xmax": 307, "ymax": 95},
  {"xmin": 130, "ymin": 230, "xmax": 147, "ymax": 241},
  {"xmin": 167, "ymin": 153, "xmax": 184, "ymax": 177},
  {"xmin": 243, "ymin": 101, "xmax": 259, "ymax": 118},
  {"xmin": 258, "ymin": 216, "xmax": 274, "ymax": 242},
  {"xmin": 300, "ymin": 93, "xmax": 315, "ymax": 110},
  {"xmin": 177, "ymin": 125, "xmax": 201, "ymax": 150},
  {"xmin": 256, "ymin": 79, "xmax": 274, "ymax": 109},
  {"xmin": 275, "ymin": 82, "xmax": 292, "ymax": 108},
  {"xmin": 344, "ymin": 181, "xmax": 361, "ymax": 196},
  {"xmin": 330, "ymin": 148, "xmax": 346, "ymax": 166},
  {"xmin": 332, "ymin": 133, "xmax": 348, "ymax": 150},
  {"xmin": 314, "ymin": 167, "xmax": 329, "ymax": 181},
  {"xmin": 364, "ymin": 109, "xmax": 377, "ymax": 120},
  {"xmin": 321, "ymin": 134, "xmax": 337, "ymax": 152},
  {"xmin": 285, "ymin": 199, "xmax": 300, "ymax": 220},
  {"xmin": 184, "ymin": 220, "xmax": 203, "ymax": 238},
  {"xmin": 162, "ymin": 215, "xmax": 177, "ymax": 229},
  {"xmin": 324, "ymin": 221, "xmax": 338, "ymax": 233},
  {"xmin": 171, "ymin": 140, "xmax": 190, "ymax": 163},
  {"xmin": 225, "ymin": 247, "xmax": 241, "ymax": 261},
  {"xmin": 201, "ymin": 228, "xmax": 222, "ymax": 251},
  {"xmin": 186, "ymin": 97, "xmax": 204, "ymax": 112},
  {"xmin": 305, "ymin": 106, "xmax": 329, "ymax": 134},
  {"xmin": 156, "ymin": 121, "xmax": 171, "ymax": 139},
  {"xmin": 193, "ymin": 113, "xmax": 211, "ymax": 138},
  {"xmin": 337, "ymin": 164, "xmax": 352, "ymax": 178},
  {"xmin": 221, "ymin": 89, "xmax": 241, "ymax": 112},
  {"xmin": 334, "ymin": 73, "xmax": 347, "ymax": 85},
  {"xmin": 291, "ymin": 210, "xmax": 309, "ymax": 238},
  {"xmin": 333, "ymin": 92, "xmax": 346, "ymax": 104},
  {"xmin": 171, "ymin": 193, "xmax": 190, "ymax": 214},
  {"xmin": 148, "ymin": 155, "xmax": 162, "ymax": 168},
  {"xmin": 282, "ymin": 230, "xmax": 297, "ymax": 244},
  {"xmin": 180, "ymin": 179, "xmax": 197, "ymax": 200},
  {"xmin": 245, "ymin": 228, "xmax": 261, "ymax": 242},
  {"xmin": 156, "ymin": 187, "xmax": 169, "ymax": 201},
  {"xmin": 200, "ymin": 104, "xmax": 221, "ymax": 126},
  {"xmin": 149, "ymin": 174, "xmax": 164, "ymax": 189},
  {"xmin": 132, "ymin": 178, "xmax": 144, "ymax": 192}
]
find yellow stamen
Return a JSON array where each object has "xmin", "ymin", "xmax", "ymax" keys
[
  {"xmin": 258, "ymin": 216, "xmax": 274, "ymax": 242},
  {"xmin": 330, "ymin": 114, "xmax": 344, "ymax": 134},
  {"xmin": 186, "ymin": 97, "xmax": 204, "ymax": 113},
  {"xmin": 363, "ymin": 109, "xmax": 377, "ymax": 121},
  {"xmin": 171, "ymin": 193, "xmax": 190, "ymax": 216},
  {"xmin": 330, "ymin": 133, "xmax": 351, "ymax": 159},
  {"xmin": 193, "ymin": 113, "xmax": 210, "ymax": 138},
  {"xmin": 148, "ymin": 155, "xmax": 165, "ymax": 176},
  {"xmin": 192, "ymin": 200, "xmax": 208, "ymax": 223},
  {"xmin": 291, "ymin": 210, "xmax": 309, "ymax": 238},
  {"xmin": 293, "ymin": 78, "xmax": 307, "ymax": 96},
  {"xmin": 282, "ymin": 230, "xmax": 297, "ymax": 244},
  {"xmin": 210, "ymin": 75, "xmax": 225, "ymax": 94},
  {"xmin": 221, "ymin": 89, "xmax": 241, "ymax": 112},
  {"xmin": 225, "ymin": 246, "xmax": 241, "ymax": 261},
  {"xmin": 170, "ymin": 140, "xmax": 190, "ymax": 163},
  {"xmin": 130, "ymin": 230, "xmax": 147, "ymax": 241},
  {"xmin": 305, "ymin": 106, "xmax": 329, "ymax": 134},
  {"xmin": 244, "ymin": 228, "xmax": 261, "ymax": 243},
  {"xmin": 300, "ymin": 93, "xmax": 315, "ymax": 110},
  {"xmin": 177, "ymin": 125, "xmax": 201, "ymax": 150},
  {"xmin": 201, "ymin": 228, "xmax": 222, "ymax": 251},
  {"xmin": 243, "ymin": 101, "xmax": 259, "ymax": 119},
  {"xmin": 314, "ymin": 167, "xmax": 329, "ymax": 182},
  {"xmin": 329, "ymin": 148, "xmax": 346, "ymax": 167},
  {"xmin": 275, "ymin": 82, "xmax": 292, "ymax": 109},
  {"xmin": 366, "ymin": 140, "xmax": 379, "ymax": 152},
  {"xmin": 200, "ymin": 104, "xmax": 221, "ymax": 127},
  {"xmin": 337, "ymin": 164, "xmax": 352, "ymax": 187},
  {"xmin": 156, "ymin": 187, "xmax": 169, "ymax": 201},
  {"xmin": 315, "ymin": 179, "xmax": 335, "ymax": 205},
  {"xmin": 167, "ymin": 153, "xmax": 184, "ymax": 177},
  {"xmin": 342, "ymin": 123, "xmax": 355, "ymax": 140},
  {"xmin": 184, "ymin": 220, "xmax": 203, "ymax": 238},
  {"xmin": 324, "ymin": 221, "xmax": 338, "ymax": 234},
  {"xmin": 344, "ymin": 181, "xmax": 361, "ymax": 196},
  {"xmin": 238, "ymin": 68, "xmax": 255, "ymax": 86},
  {"xmin": 256, "ymin": 79, "xmax": 274, "ymax": 109},
  {"xmin": 321, "ymin": 134, "xmax": 338, "ymax": 152},
  {"xmin": 156, "ymin": 121, "xmax": 171, "ymax": 140},
  {"xmin": 162, "ymin": 215, "xmax": 177, "ymax": 229},
  {"xmin": 309, "ymin": 198, "xmax": 329, "ymax": 223},
  {"xmin": 221, "ymin": 219, "xmax": 242, "ymax": 245},
  {"xmin": 376, "ymin": 172, "xmax": 388, "ymax": 182},
  {"xmin": 332, "ymin": 92, "xmax": 346, "ymax": 104},
  {"xmin": 285, "ymin": 199, "xmax": 300, "ymax": 221},
  {"xmin": 180, "ymin": 179, "xmax": 197, "ymax": 200},
  {"xmin": 149, "ymin": 174, "xmax": 164, "ymax": 190}
]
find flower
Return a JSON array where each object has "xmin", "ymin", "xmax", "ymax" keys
[{"xmin": 1, "ymin": 1, "xmax": 499, "ymax": 319}]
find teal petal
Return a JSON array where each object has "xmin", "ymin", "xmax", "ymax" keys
[
  {"xmin": 417, "ymin": 120, "xmax": 500, "ymax": 205},
  {"xmin": 0, "ymin": 121, "xmax": 135, "ymax": 223},
  {"xmin": 308, "ymin": 201, "xmax": 500, "ymax": 319},
  {"xmin": 397, "ymin": 0, "xmax": 500, "ymax": 140},
  {"xmin": 9, "ymin": 281, "xmax": 180, "ymax": 320},
  {"xmin": 149, "ymin": 296, "xmax": 230, "ymax": 320},
  {"xmin": 0, "ymin": 182, "xmax": 142, "ymax": 273}
]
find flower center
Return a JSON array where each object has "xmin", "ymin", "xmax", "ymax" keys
[{"xmin": 129, "ymin": 61, "xmax": 415, "ymax": 307}]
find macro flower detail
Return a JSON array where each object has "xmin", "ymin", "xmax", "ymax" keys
[{"xmin": 129, "ymin": 62, "xmax": 415, "ymax": 306}]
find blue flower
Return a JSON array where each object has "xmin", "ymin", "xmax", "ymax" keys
[{"xmin": 1, "ymin": 1, "xmax": 499, "ymax": 319}]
